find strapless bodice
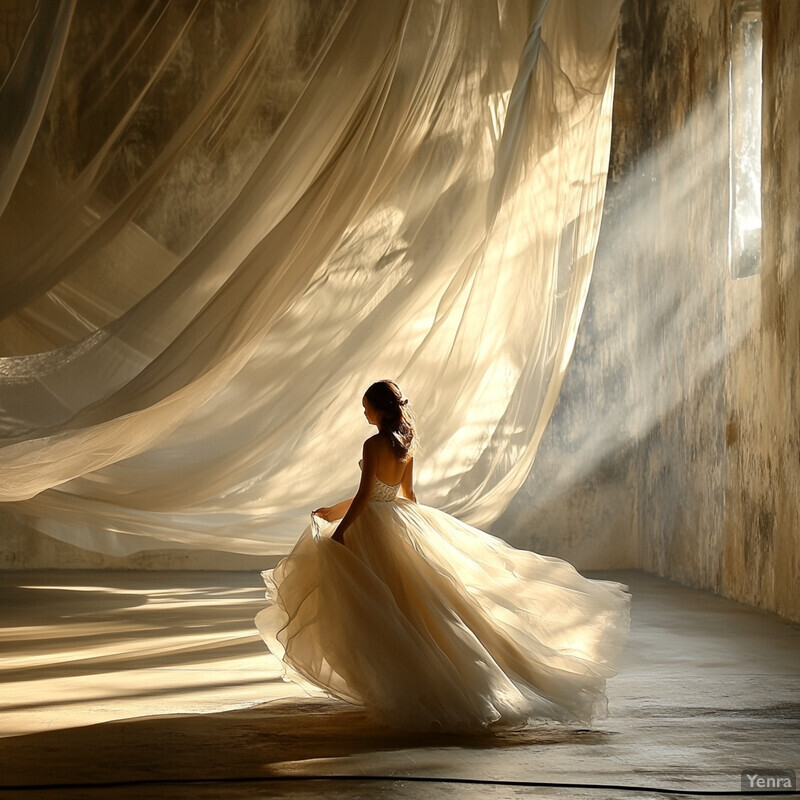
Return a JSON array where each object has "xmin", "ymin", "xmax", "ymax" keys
[
  {"xmin": 359, "ymin": 459, "xmax": 401, "ymax": 502},
  {"xmin": 370, "ymin": 476, "xmax": 401, "ymax": 502}
]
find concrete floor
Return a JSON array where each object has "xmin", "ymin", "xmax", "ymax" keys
[{"xmin": 0, "ymin": 569, "xmax": 798, "ymax": 799}]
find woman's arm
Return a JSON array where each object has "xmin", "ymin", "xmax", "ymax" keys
[
  {"xmin": 314, "ymin": 498, "xmax": 352, "ymax": 522},
  {"xmin": 331, "ymin": 440, "xmax": 377, "ymax": 544},
  {"xmin": 400, "ymin": 456, "xmax": 416, "ymax": 502}
]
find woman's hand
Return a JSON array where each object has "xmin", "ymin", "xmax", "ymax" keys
[
  {"xmin": 313, "ymin": 498, "xmax": 352, "ymax": 522},
  {"xmin": 312, "ymin": 507, "xmax": 346, "ymax": 542}
]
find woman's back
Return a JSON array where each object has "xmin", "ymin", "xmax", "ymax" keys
[{"xmin": 367, "ymin": 433, "xmax": 410, "ymax": 486}]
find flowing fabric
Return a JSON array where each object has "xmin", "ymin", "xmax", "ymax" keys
[
  {"xmin": 256, "ymin": 472, "xmax": 631, "ymax": 732},
  {"xmin": 0, "ymin": 0, "xmax": 623, "ymax": 556}
]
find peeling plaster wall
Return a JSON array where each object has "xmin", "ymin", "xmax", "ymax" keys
[
  {"xmin": 500, "ymin": 0, "xmax": 799, "ymax": 622},
  {"xmin": 623, "ymin": 0, "xmax": 799, "ymax": 622},
  {"xmin": 722, "ymin": 0, "xmax": 800, "ymax": 621}
]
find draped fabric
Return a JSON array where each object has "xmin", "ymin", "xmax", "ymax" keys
[{"xmin": 0, "ymin": 0, "xmax": 622, "ymax": 556}]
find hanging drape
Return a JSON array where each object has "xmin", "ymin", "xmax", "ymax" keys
[{"xmin": 0, "ymin": 0, "xmax": 622, "ymax": 555}]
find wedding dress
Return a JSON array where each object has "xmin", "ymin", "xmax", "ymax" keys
[{"xmin": 255, "ymin": 464, "xmax": 631, "ymax": 734}]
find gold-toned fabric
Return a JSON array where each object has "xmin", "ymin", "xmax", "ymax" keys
[{"xmin": 0, "ymin": 0, "xmax": 622, "ymax": 555}]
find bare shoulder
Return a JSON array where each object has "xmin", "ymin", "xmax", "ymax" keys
[
  {"xmin": 363, "ymin": 434, "xmax": 383, "ymax": 450},
  {"xmin": 363, "ymin": 433, "xmax": 401, "ymax": 466},
  {"xmin": 362, "ymin": 434, "xmax": 384, "ymax": 458}
]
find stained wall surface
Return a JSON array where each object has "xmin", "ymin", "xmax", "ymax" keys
[
  {"xmin": 627, "ymin": 0, "xmax": 798, "ymax": 623},
  {"xmin": 500, "ymin": 0, "xmax": 799, "ymax": 623},
  {"xmin": 722, "ymin": 0, "xmax": 799, "ymax": 621}
]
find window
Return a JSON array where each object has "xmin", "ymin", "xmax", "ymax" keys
[{"xmin": 728, "ymin": 0, "xmax": 762, "ymax": 279}]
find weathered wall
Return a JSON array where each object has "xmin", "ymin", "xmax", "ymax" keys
[
  {"xmin": 619, "ymin": 0, "xmax": 799, "ymax": 621},
  {"xmin": 722, "ymin": 0, "xmax": 800, "ymax": 620},
  {"xmin": 501, "ymin": 0, "xmax": 799, "ymax": 623}
]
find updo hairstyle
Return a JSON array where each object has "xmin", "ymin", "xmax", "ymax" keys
[{"xmin": 363, "ymin": 379, "xmax": 418, "ymax": 460}]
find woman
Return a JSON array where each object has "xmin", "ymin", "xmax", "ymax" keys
[{"xmin": 255, "ymin": 380, "xmax": 631, "ymax": 734}]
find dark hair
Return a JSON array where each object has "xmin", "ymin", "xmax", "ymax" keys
[{"xmin": 364, "ymin": 379, "xmax": 417, "ymax": 460}]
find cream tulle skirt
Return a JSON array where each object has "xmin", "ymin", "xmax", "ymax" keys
[{"xmin": 255, "ymin": 498, "xmax": 631, "ymax": 734}]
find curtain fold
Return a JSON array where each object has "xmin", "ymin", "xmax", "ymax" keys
[
  {"xmin": 0, "ymin": 0, "xmax": 622, "ymax": 555},
  {"xmin": 0, "ymin": 0, "xmax": 76, "ymax": 218}
]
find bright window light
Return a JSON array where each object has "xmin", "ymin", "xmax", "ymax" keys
[{"xmin": 728, "ymin": 0, "xmax": 762, "ymax": 279}]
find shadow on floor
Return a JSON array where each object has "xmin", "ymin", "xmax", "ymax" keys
[{"xmin": 0, "ymin": 696, "xmax": 611, "ymax": 790}]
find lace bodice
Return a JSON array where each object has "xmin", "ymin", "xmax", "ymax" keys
[
  {"xmin": 359, "ymin": 459, "xmax": 401, "ymax": 502},
  {"xmin": 370, "ymin": 476, "xmax": 401, "ymax": 502}
]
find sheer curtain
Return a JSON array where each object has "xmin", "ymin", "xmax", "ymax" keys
[{"xmin": 0, "ymin": 0, "xmax": 622, "ymax": 555}]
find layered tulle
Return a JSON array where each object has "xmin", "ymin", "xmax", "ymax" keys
[{"xmin": 255, "ymin": 498, "xmax": 631, "ymax": 734}]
